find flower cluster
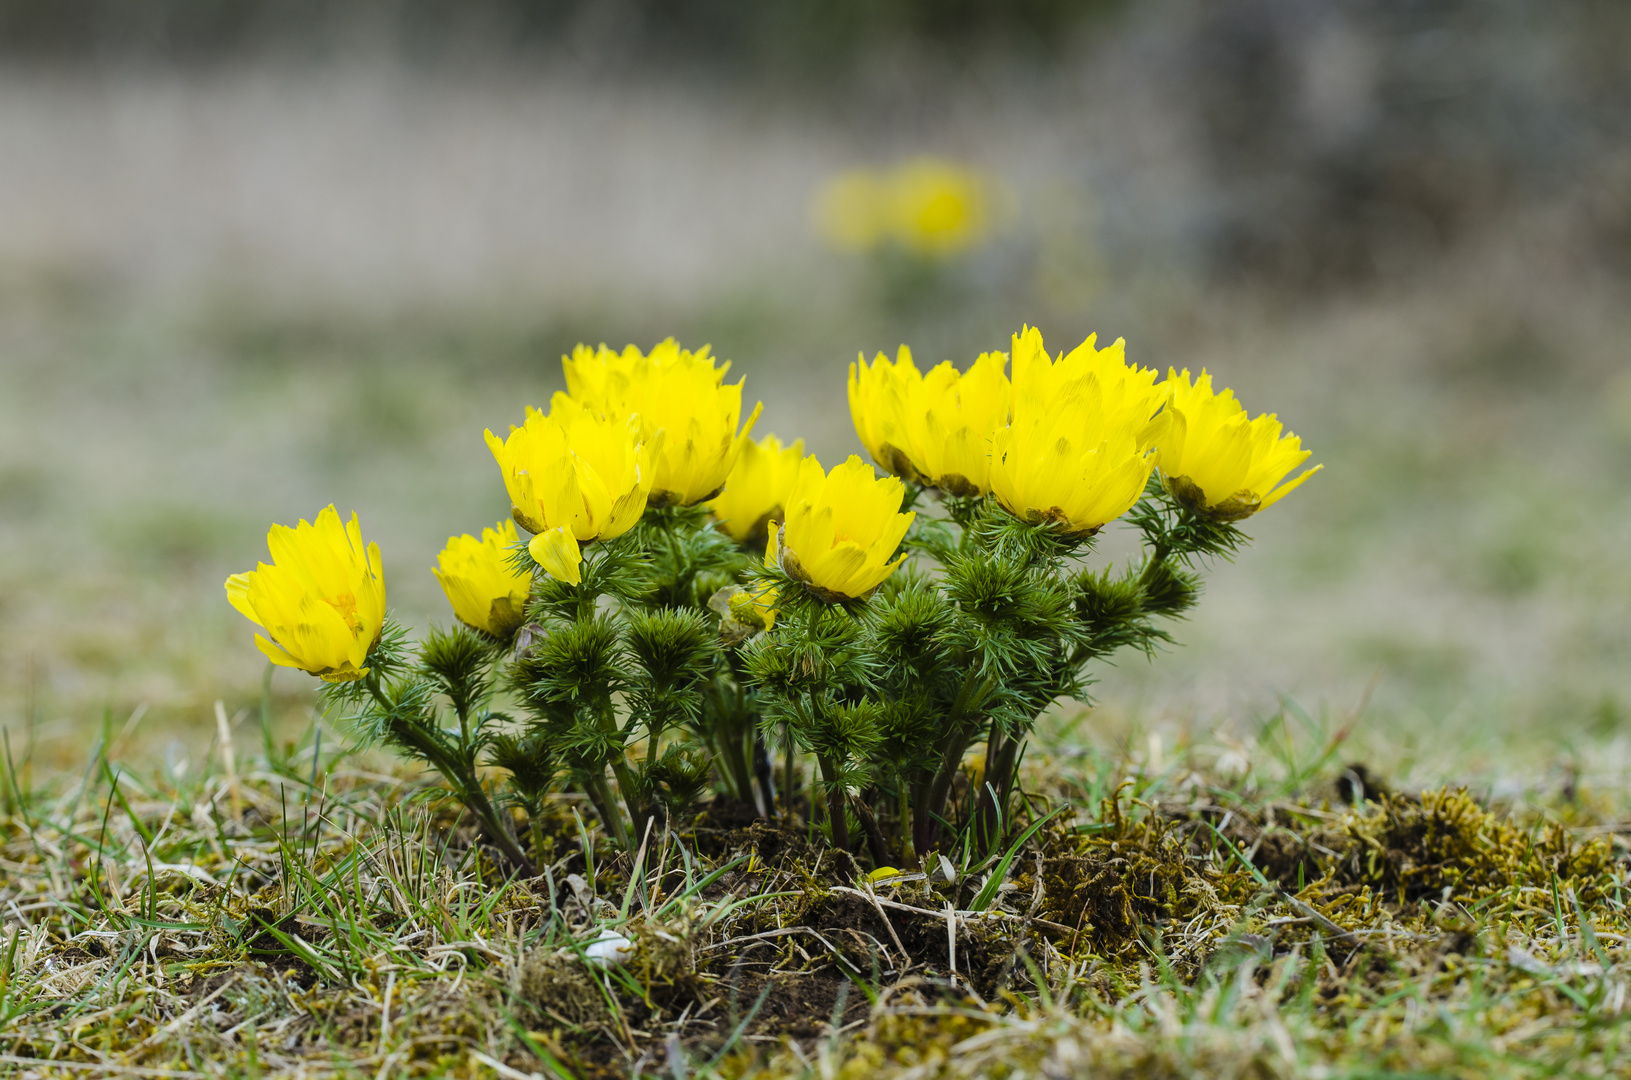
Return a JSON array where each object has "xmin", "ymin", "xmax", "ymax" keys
[
  {"xmin": 850, "ymin": 326, "xmax": 1316, "ymax": 535},
  {"xmin": 228, "ymin": 325, "xmax": 1318, "ymax": 877},
  {"xmin": 563, "ymin": 339, "xmax": 763, "ymax": 506}
]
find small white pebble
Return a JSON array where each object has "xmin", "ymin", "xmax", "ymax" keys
[{"xmin": 583, "ymin": 930, "xmax": 634, "ymax": 967}]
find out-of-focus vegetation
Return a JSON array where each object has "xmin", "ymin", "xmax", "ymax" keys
[{"xmin": 0, "ymin": 0, "xmax": 1121, "ymax": 69}]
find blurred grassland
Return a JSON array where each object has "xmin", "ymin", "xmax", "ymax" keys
[{"xmin": 1, "ymin": 0, "xmax": 1630, "ymax": 799}]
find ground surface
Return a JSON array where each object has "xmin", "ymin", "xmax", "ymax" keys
[{"xmin": 4, "ymin": 721, "xmax": 1631, "ymax": 1078}]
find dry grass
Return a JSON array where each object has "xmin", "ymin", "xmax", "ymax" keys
[{"xmin": 3, "ymin": 697, "xmax": 1631, "ymax": 1078}]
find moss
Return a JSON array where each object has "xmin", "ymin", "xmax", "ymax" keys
[
  {"xmin": 1324, "ymin": 787, "xmax": 1618, "ymax": 906},
  {"xmin": 1031, "ymin": 789, "xmax": 1250, "ymax": 973},
  {"xmin": 517, "ymin": 950, "xmax": 613, "ymax": 1029}
]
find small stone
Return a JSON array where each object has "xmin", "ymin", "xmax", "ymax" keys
[{"xmin": 584, "ymin": 930, "xmax": 634, "ymax": 967}]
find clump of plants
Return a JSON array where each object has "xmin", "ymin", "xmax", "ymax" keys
[{"xmin": 225, "ymin": 327, "xmax": 1319, "ymax": 876}]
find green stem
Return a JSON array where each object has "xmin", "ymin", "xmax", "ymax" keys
[
  {"xmin": 660, "ymin": 517, "xmax": 689, "ymax": 602},
  {"xmin": 584, "ymin": 768, "xmax": 631, "ymax": 851},
  {"xmin": 364, "ymin": 675, "xmax": 392, "ymax": 715},
  {"xmin": 455, "ymin": 696, "xmax": 471, "ymax": 749},
  {"xmin": 751, "ymin": 732, "xmax": 775, "ymax": 819},
  {"xmin": 645, "ymin": 715, "xmax": 664, "ymax": 775},
  {"xmin": 851, "ymin": 791, "xmax": 889, "ymax": 867},
  {"xmin": 610, "ymin": 756, "xmax": 645, "ymax": 845},
  {"xmin": 817, "ymin": 755, "xmax": 852, "ymax": 857},
  {"xmin": 527, "ymin": 804, "xmax": 547, "ymax": 864},
  {"xmin": 585, "ymin": 692, "xmax": 645, "ymax": 848},
  {"xmin": 456, "ymin": 773, "xmax": 537, "ymax": 876},
  {"xmin": 364, "ymin": 675, "xmax": 535, "ymax": 875},
  {"xmin": 1138, "ymin": 548, "xmax": 1171, "ymax": 587},
  {"xmin": 719, "ymin": 730, "xmax": 754, "ymax": 806},
  {"xmin": 573, "ymin": 545, "xmax": 602, "ymax": 622},
  {"xmin": 911, "ymin": 669, "xmax": 991, "ymax": 860},
  {"xmin": 782, "ymin": 728, "xmax": 796, "ymax": 824},
  {"xmin": 433, "ymin": 756, "xmax": 531, "ymax": 872}
]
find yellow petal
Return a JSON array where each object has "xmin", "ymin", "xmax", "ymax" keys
[{"xmin": 529, "ymin": 527, "xmax": 583, "ymax": 586}]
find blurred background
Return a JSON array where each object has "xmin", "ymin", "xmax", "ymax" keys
[{"xmin": 2, "ymin": 0, "xmax": 1629, "ymax": 787}]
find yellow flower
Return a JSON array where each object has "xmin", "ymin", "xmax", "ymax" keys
[
  {"xmin": 773, "ymin": 455, "xmax": 915, "ymax": 601},
  {"xmin": 1157, "ymin": 368, "xmax": 1322, "ymax": 522},
  {"xmin": 708, "ymin": 570, "xmax": 779, "ymax": 643},
  {"xmin": 848, "ymin": 345, "xmax": 924, "ymax": 482},
  {"xmin": 562, "ymin": 338, "xmax": 762, "ymax": 507},
  {"xmin": 848, "ymin": 345, "xmax": 1009, "ymax": 495},
  {"xmin": 990, "ymin": 326, "xmax": 1170, "ymax": 536},
  {"xmin": 707, "ymin": 433, "xmax": 806, "ymax": 545},
  {"xmin": 917, "ymin": 350, "xmax": 1010, "ymax": 495},
  {"xmin": 561, "ymin": 341, "xmax": 649, "ymax": 406},
  {"xmin": 815, "ymin": 158, "xmax": 999, "ymax": 259},
  {"xmin": 225, "ymin": 505, "xmax": 385, "ymax": 683},
  {"xmin": 728, "ymin": 585, "xmax": 778, "ymax": 631},
  {"xmin": 888, "ymin": 158, "xmax": 995, "ymax": 257},
  {"xmin": 484, "ymin": 396, "xmax": 655, "ymax": 566},
  {"xmin": 814, "ymin": 169, "xmax": 890, "ymax": 252},
  {"xmin": 433, "ymin": 520, "xmax": 532, "ymax": 637}
]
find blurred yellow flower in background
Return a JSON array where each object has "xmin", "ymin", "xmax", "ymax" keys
[
  {"xmin": 708, "ymin": 433, "xmax": 806, "ymax": 545},
  {"xmin": 991, "ymin": 326, "xmax": 1170, "ymax": 536},
  {"xmin": 774, "ymin": 455, "xmax": 915, "ymax": 600},
  {"xmin": 485, "ymin": 396, "xmax": 654, "ymax": 547},
  {"xmin": 849, "ymin": 345, "xmax": 1009, "ymax": 495},
  {"xmin": 563, "ymin": 339, "xmax": 762, "ymax": 506},
  {"xmin": 816, "ymin": 157, "xmax": 999, "ymax": 259},
  {"xmin": 433, "ymin": 520, "xmax": 532, "ymax": 637},
  {"xmin": 1158, "ymin": 368, "xmax": 1321, "ymax": 522},
  {"xmin": 816, "ymin": 170, "xmax": 890, "ymax": 251},
  {"xmin": 225, "ymin": 505, "xmax": 385, "ymax": 682}
]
